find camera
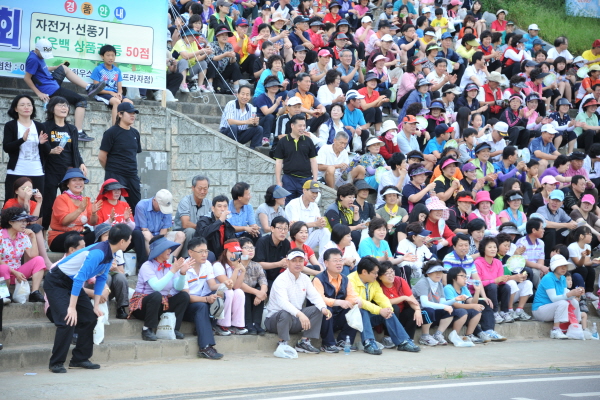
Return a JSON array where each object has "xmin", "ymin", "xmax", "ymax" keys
[
  {"xmin": 32, "ymin": 189, "xmax": 39, "ymax": 194},
  {"xmin": 229, "ymin": 252, "xmax": 242, "ymax": 262}
]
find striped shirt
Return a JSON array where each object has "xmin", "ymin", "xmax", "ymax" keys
[
  {"xmin": 57, "ymin": 241, "xmax": 114, "ymax": 296},
  {"xmin": 515, "ymin": 235, "xmax": 545, "ymax": 263},
  {"xmin": 177, "ymin": 261, "xmax": 215, "ymax": 297},
  {"xmin": 443, "ymin": 251, "xmax": 476, "ymax": 277},
  {"xmin": 219, "ymin": 99, "xmax": 254, "ymax": 131}
]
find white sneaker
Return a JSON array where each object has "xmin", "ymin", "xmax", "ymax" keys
[
  {"xmin": 550, "ymin": 328, "xmax": 568, "ymax": 340},
  {"xmin": 189, "ymin": 83, "xmax": 200, "ymax": 92},
  {"xmin": 494, "ymin": 312, "xmax": 504, "ymax": 324},
  {"xmin": 391, "ymin": 110, "xmax": 400, "ymax": 118},
  {"xmin": 585, "ymin": 292, "xmax": 599, "ymax": 301},
  {"xmin": 500, "ymin": 311, "xmax": 514, "ymax": 323},
  {"xmin": 477, "ymin": 331, "xmax": 492, "ymax": 343},
  {"xmin": 485, "ymin": 330, "xmax": 507, "ymax": 342},
  {"xmin": 514, "ymin": 309, "xmax": 532, "ymax": 321},
  {"xmin": 179, "ymin": 82, "xmax": 190, "ymax": 93}
]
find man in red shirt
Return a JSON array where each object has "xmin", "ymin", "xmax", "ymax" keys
[{"xmin": 482, "ymin": 72, "xmax": 507, "ymax": 119}]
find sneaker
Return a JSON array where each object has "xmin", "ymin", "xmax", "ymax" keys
[
  {"xmin": 214, "ymin": 326, "xmax": 232, "ymax": 336},
  {"xmin": 3, "ymin": 297, "xmax": 10, "ymax": 305},
  {"xmin": 69, "ymin": 360, "xmax": 100, "ymax": 369},
  {"xmin": 198, "ymin": 345, "xmax": 224, "ymax": 360},
  {"xmin": 500, "ymin": 311, "xmax": 514, "ymax": 323},
  {"xmin": 362, "ymin": 339, "xmax": 382, "ymax": 355},
  {"xmin": 229, "ymin": 326, "xmax": 248, "ymax": 335},
  {"xmin": 180, "ymin": 82, "xmax": 190, "ymax": 93},
  {"xmin": 514, "ymin": 309, "xmax": 532, "ymax": 321},
  {"xmin": 86, "ymin": 82, "xmax": 106, "ymax": 97},
  {"xmin": 256, "ymin": 327, "xmax": 266, "ymax": 336},
  {"xmin": 50, "ymin": 363, "xmax": 67, "ymax": 373},
  {"xmin": 391, "ymin": 110, "xmax": 400, "ymax": 118},
  {"xmin": 141, "ymin": 329, "xmax": 157, "ymax": 341},
  {"xmin": 78, "ymin": 131, "xmax": 94, "ymax": 142},
  {"xmin": 467, "ymin": 334, "xmax": 484, "ymax": 344},
  {"xmin": 206, "ymin": 83, "xmax": 215, "ymax": 92},
  {"xmin": 295, "ymin": 339, "xmax": 320, "ymax": 354},
  {"xmin": 397, "ymin": 339, "xmax": 421, "ymax": 352},
  {"xmin": 28, "ymin": 290, "xmax": 45, "ymax": 303},
  {"xmin": 477, "ymin": 331, "xmax": 492, "ymax": 343},
  {"xmin": 174, "ymin": 330, "xmax": 185, "ymax": 339},
  {"xmin": 320, "ymin": 344, "xmax": 339, "ymax": 353},
  {"xmin": 381, "ymin": 336, "xmax": 395, "ymax": 349},
  {"xmin": 382, "ymin": 111, "xmax": 389, "ymax": 117},
  {"xmin": 494, "ymin": 312, "xmax": 504, "ymax": 324},
  {"xmin": 419, "ymin": 334, "xmax": 438, "ymax": 346},
  {"xmin": 336, "ymin": 340, "xmax": 358, "ymax": 352},
  {"xmin": 246, "ymin": 327, "xmax": 258, "ymax": 335},
  {"xmin": 433, "ymin": 331, "xmax": 448, "ymax": 345},
  {"xmin": 485, "ymin": 330, "xmax": 507, "ymax": 342},
  {"xmin": 585, "ymin": 292, "xmax": 599, "ymax": 301},
  {"xmin": 580, "ymin": 300, "xmax": 590, "ymax": 313},
  {"xmin": 262, "ymin": 137, "xmax": 270, "ymax": 147},
  {"xmin": 550, "ymin": 328, "xmax": 568, "ymax": 340},
  {"xmin": 189, "ymin": 83, "xmax": 200, "ymax": 92},
  {"xmin": 116, "ymin": 306, "xmax": 128, "ymax": 319}
]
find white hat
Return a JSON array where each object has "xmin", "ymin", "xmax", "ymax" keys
[
  {"xmin": 493, "ymin": 121, "xmax": 509, "ymax": 133},
  {"xmin": 361, "ymin": 16, "xmax": 372, "ymax": 23},
  {"xmin": 381, "ymin": 187, "xmax": 402, "ymax": 197},
  {"xmin": 365, "ymin": 136, "xmax": 384, "ymax": 147},
  {"xmin": 549, "ymin": 254, "xmax": 575, "ymax": 272},
  {"xmin": 541, "ymin": 123, "xmax": 558, "ymax": 134},
  {"xmin": 424, "ymin": 30, "xmax": 437, "ymax": 37},
  {"xmin": 287, "ymin": 97, "xmax": 302, "ymax": 106},
  {"xmin": 381, "ymin": 34, "xmax": 394, "ymax": 42},
  {"xmin": 528, "ymin": 23, "xmax": 540, "ymax": 31},
  {"xmin": 345, "ymin": 90, "xmax": 365, "ymax": 101},
  {"xmin": 381, "ymin": 120, "xmax": 398, "ymax": 134},
  {"xmin": 373, "ymin": 55, "xmax": 388, "ymax": 63},
  {"xmin": 496, "ymin": 9, "xmax": 508, "ymax": 16},
  {"xmin": 35, "ymin": 39, "xmax": 54, "ymax": 59},
  {"xmin": 155, "ymin": 189, "xmax": 174, "ymax": 214},
  {"xmin": 422, "ymin": 6, "xmax": 431, "ymax": 13}
]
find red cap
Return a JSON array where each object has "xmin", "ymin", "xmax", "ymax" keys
[
  {"xmin": 403, "ymin": 115, "xmax": 417, "ymax": 123},
  {"xmin": 594, "ymin": 39, "xmax": 600, "ymax": 48},
  {"xmin": 223, "ymin": 241, "xmax": 242, "ymax": 253},
  {"xmin": 457, "ymin": 195, "xmax": 476, "ymax": 204}
]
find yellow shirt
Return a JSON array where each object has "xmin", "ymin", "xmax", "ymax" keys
[
  {"xmin": 431, "ymin": 17, "xmax": 449, "ymax": 34},
  {"xmin": 582, "ymin": 50, "xmax": 600, "ymax": 67},
  {"xmin": 172, "ymin": 40, "xmax": 199, "ymax": 67}
]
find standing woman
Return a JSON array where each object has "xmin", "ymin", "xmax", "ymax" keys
[
  {"xmin": 48, "ymin": 168, "xmax": 99, "ymax": 252},
  {"xmin": 3, "ymin": 94, "xmax": 50, "ymax": 203},
  {"xmin": 42, "ymin": 96, "xmax": 86, "ymax": 232}
]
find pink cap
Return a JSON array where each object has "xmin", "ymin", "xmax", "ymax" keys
[
  {"xmin": 541, "ymin": 175, "xmax": 558, "ymax": 186},
  {"xmin": 582, "ymin": 194, "xmax": 596, "ymax": 204},
  {"xmin": 441, "ymin": 158, "xmax": 459, "ymax": 169},
  {"xmin": 318, "ymin": 49, "xmax": 332, "ymax": 57}
]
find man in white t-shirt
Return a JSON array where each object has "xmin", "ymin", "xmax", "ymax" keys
[
  {"xmin": 459, "ymin": 51, "xmax": 489, "ymax": 90},
  {"xmin": 317, "ymin": 131, "xmax": 365, "ymax": 188},
  {"xmin": 546, "ymin": 37, "xmax": 574, "ymax": 63},
  {"xmin": 477, "ymin": 121, "xmax": 508, "ymax": 163},
  {"xmin": 284, "ymin": 180, "xmax": 330, "ymax": 251}
]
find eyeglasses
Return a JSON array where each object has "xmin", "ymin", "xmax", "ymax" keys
[
  {"xmin": 384, "ymin": 270, "xmax": 395, "ymax": 277},
  {"xmin": 457, "ymin": 274, "xmax": 467, "ymax": 278},
  {"xmin": 55, "ymin": 104, "xmax": 69, "ymax": 108},
  {"xmin": 189, "ymin": 249, "xmax": 209, "ymax": 255},
  {"xmin": 242, "ymin": 246, "xmax": 255, "ymax": 251},
  {"xmin": 274, "ymin": 226, "xmax": 289, "ymax": 232}
]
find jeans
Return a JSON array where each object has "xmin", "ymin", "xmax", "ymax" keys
[
  {"xmin": 220, "ymin": 125, "xmax": 264, "ymax": 149},
  {"xmin": 360, "ymin": 308, "xmax": 409, "ymax": 345},
  {"xmin": 183, "ymin": 302, "xmax": 216, "ymax": 349},
  {"xmin": 320, "ymin": 307, "xmax": 357, "ymax": 346}
]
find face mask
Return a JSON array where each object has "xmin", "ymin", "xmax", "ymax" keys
[{"xmin": 385, "ymin": 131, "xmax": 395, "ymax": 141}]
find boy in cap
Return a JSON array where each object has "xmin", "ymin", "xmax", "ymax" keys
[
  {"xmin": 24, "ymin": 39, "xmax": 105, "ymax": 142},
  {"xmin": 581, "ymin": 39, "xmax": 600, "ymax": 68},
  {"xmin": 523, "ymin": 24, "xmax": 540, "ymax": 52}
]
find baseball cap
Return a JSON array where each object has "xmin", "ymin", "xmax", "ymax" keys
[
  {"xmin": 293, "ymin": 16, "xmax": 309, "ymax": 24},
  {"xmin": 582, "ymin": 194, "xmax": 596, "ymax": 204},
  {"xmin": 496, "ymin": 9, "xmax": 508, "ymax": 15},
  {"xmin": 287, "ymin": 97, "xmax": 302, "ymax": 106},
  {"xmin": 310, "ymin": 20, "xmax": 323, "ymax": 27},
  {"xmin": 422, "ymin": 6, "xmax": 431, "ymax": 13},
  {"xmin": 532, "ymin": 38, "xmax": 545, "ymax": 47},
  {"xmin": 434, "ymin": 123, "xmax": 453, "ymax": 136},
  {"xmin": 294, "ymin": 45, "xmax": 307, "ymax": 52},
  {"xmin": 384, "ymin": 2, "xmax": 393, "ymax": 8},
  {"xmin": 345, "ymin": 90, "xmax": 365, "ymax": 101},
  {"xmin": 318, "ymin": 49, "xmax": 332, "ymax": 57},
  {"xmin": 335, "ymin": 33, "xmax": 349, "ymax": 41},
  {"xmin": 35, "ymin": 39, "xmax": 54, "ymax": 59},
  {"xmin": 361, "ymin": 16, "xmax": 373, "ymax": 23},
  {"xmin": 549, "ymin": 190, "xmax": 565, "ymax": 201},
  {"xmin": 302, "ymin": 180, "xmax": 321, "ymax": 192},
  {"xmin": 541, "ymin": 175, "xmax": 558, "ymax": 186},
  {"xmin": 373, "ymin": 55, "xmax": 388, "ymax": 63},
  {"xmin": 541, "ymin": 124, "xmax": 558, "ymax": 134},
  {"xmin": 235, "ymin": 18, "xmax": 249, "ymax": 27},
  {"xmin": 494, "ymin": 121, "xmax": 509, "ymax": 136},
  {"xmin": 155, "ymin": 189, "xmax": 174, "ymax": 214},
  {"xmin": 465, "ymin": 83, "xmax": 479, "ymax": 92},
  {"xmin": 381, "ymin": 34, "xmax": 394, "ymax": 42},
  {"xmin": 507, "ymin": 21, "xmax": 515, "ymax": 26},
  {"xmin": 403, "ymin": 115, "xmax": 417, "ymax": 124},
  {"xmin": 117, "ymin": 102, "xmax": 139, "ymax": 113},
  {"xmin": 337, "ymin": 19, "xmax": 350, "ymax": 26},
  {"xmin": 457, "ymin": 194, "xmax": 476, "ymax": 203},
  {"xmin": 417, "ymin": 78, "xmax": 433, "ymax": 87},
  {"xmin": 569, "ymin": 152, "xmax": 586, "ymax": 161},
  {"xmin": 528, "ymin": 23, "xmax": 540, "ymax": 31},
  {"xmin": 287, "ymin": 250, "xmax": 306, "ymax": 260},
  {"xmin": 441, "ymin": 32, "xmax": 453, "ymax": 40},
  {"xmin": 216, "ymin": 0, "xmax": 232, "ymax": 7}
]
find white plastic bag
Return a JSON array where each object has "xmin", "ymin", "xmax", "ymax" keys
[
  {"xmin": 156, "ymin": 312, "xmax": 176, "ymax": 340},
  {"xmin": 273, "ymin": 344, "xmax": 298, "ymax": 359},
  {"xmin": 91, "ymin": 300, "xmax": 110, "ymax": 345},
  {"xmin": 345, "ymin": 304, "xmax": 363, "ymax": 332},
  {"xmin": 352, "ymin": 133, "xmax": 362, "ymax": 153},
  {"xmin": 13, "ymin": 280, "xmax": 30, "ymax": 304},
  {"xmin": 566, "ymin": 323, "xmax": 585, "ymax": 340}
]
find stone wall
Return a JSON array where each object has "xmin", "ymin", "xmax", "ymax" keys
[{"xmin": 0, "ymin": 95, "xmax": 336, "ymax": 212}]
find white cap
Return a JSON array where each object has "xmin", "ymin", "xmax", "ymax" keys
[
  {"xmin": 155, "ymin": 189, "xmax": 174, "ymax": 214},
  {"xmin": 35, "ymin": 39, "xmax": 54, "ymax": 59},
  {"xmin": 381, "ymin": 187, "xmax": 401, "ymax": 197},
  {"xmin": 422, "ymin": 6, "xmax": 431, "ymax": 13},
  {"xmin": 493, "ymin": 121, "xmax": 509, "ymax": 132},
  {"xmin": 528, "ymin": 23, "xmax": 540, "ymax": 31},
  {"xmin": 361, "ymin": 16, "xmax": 372, "ymax": 23},
  {"xmin": 373, "ymin": 55, "xmax": 388, "ymax": 63},
  {"xmin": 381, "ymin": 34, "xmax": 394, "ymax": 42},
  {"xmin": 287, "ymin": 97, "xmax": 302, "ymax": 106},
  {"xmin": 541, "ymin": 123, "xmax": 558, "ymax": 134},
  {"xmin": 424, "ymin": 30, "xmax": 437, "ymax": 37},
  {"xmin": 365, "ymin": 136, "xmax": 384, "ymax": 147}
]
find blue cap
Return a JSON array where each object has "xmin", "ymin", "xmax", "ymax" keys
[
  {"xmin": 441, "ymin": 32, "xmax": 453, "ymax": 40},
  {"xmin": 430, "ymin": 100, "xmax": 445, "ymax": 110},
  {"xmin": 337, "ymin": 19, "xmax": 350, "ymax": 26},
  {"xmin": 549, "ymin": 190, "xmax": 565, "ymax": 201},
  {"xmin": 235, "ymin": 18, "xmax": 249, "ymax": 27},
  {"xmin": 61, "ymin": 168, "xmax": 89, "ymax": 184}
]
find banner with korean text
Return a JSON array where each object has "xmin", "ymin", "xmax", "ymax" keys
[{"xmin": 0, "ymin": 0, "xmax": 167, "ymax": 89}]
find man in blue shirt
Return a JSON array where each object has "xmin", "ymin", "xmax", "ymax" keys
[
  {"xmin": 135, "ymin": 189, "xmax": 185, "ymax": 258},
  {"xmin": 23, "ymin": 39, "xmax": 105, "ymax": 142},
  {"xmin": 289, "ymin": 16, "xmax": 317, "ymax": 64},
  {"xmin": 228, "ymin": 182, "xmax": 261, "ymax": 241},
  {"xmin": 424, "ymin": 123, "xmax": 452, "ymax": 158},
  {"xmin": 342, "ymin": 90, "xmax": 370, "ymax": 152},
  {"xmin": 528, "ymin": 124, "xmax": 561, "ymax": 171},
  {"xmin": 523, "ymin": 24, "xmax": 541, "ymax": 52},
  {"xmin": 44, "ymin": 224, "xmax": 132, "ymax": 373}
]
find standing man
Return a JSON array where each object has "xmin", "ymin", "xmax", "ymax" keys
[
  {"xmin": 274, "ymin": 114, "xmax": 319, "ymax": 202},
  {"xmin": 44, "ymin": 224, "xmax": 132, "ymax": 373},
  {"xmin": 228, "ymin": 182, "xmax": 261, "ymax": 241},
  {"xmin": 264, "ymin": 248, "xmax": 330, "ymax": 355},
  {"xmin": 174, "ymin": 175, "xmax": 212, "ymax": 258},
  {"xmin": 219, "ymin": 86, "xmax": 264, "ymax": 149},
  {"xmin": 98, "ymin": 103, "xmax": 142, "ymax": 213}
]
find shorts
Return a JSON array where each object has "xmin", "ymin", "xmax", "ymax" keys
[{"xmin": 95, "ymin": 93, "xmax": 129, "ymax": 107}]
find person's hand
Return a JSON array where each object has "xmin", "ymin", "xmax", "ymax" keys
[
  {"xmin": 582, "ymin": 249, "xmax": 591, "ymax": 257},
  {"xmin": 123, "ymin": 206, "xmax": 132, "ymax": 222},
  {"xmin": 253, "ymin": 296, "xmax": 263, "ymax": 306},
  {"xmin": 22, "ymin": 128, "xmax": 31, "ymax": 142},
  {"xmin": 495, "ymin": 275, "xmax": 509, "ymax": 284},
  {"xmin": 92, "ymin": 200, "xmax": 102, "ymax": 214},
  {"xmin": 513, "ymin": 245, "xmax": 526, "ymax": 256},
  {"xmin": 298, "ymin": 312, "xmax": 311, "ymax": 330},
  {"xmin": 224, "ymin": 278, "xmax": 234, "ymax": 290},
  {"xmin": 37, "ymin": 92, "xmax": 50, "ymax": 103},
  {"xmin": 517, "ymin": 161, "xmax": 527, "ymax": 171},
  {"xmin": 11, "ymin": 269, "xmax": 26, "ymax": 283},
  {"xmin": 78, "ymin": 198, "xmax": 88, "ymax": 212},
  {"xmin": 413, "ymin": 308, "xmax": 423, "ymax": 326},
  {"xmin": 451, "ymin": 179, "xmax": 461, "ymax": 189},
  {"xmin": 379, "ymin": 307, "xmax": 393, "ymax": 319},
  {"xmin": 455, "ymin": 294, "xmax": 468, "ymax": 302},
  {"xmin": 206, "ymin": 294, "xmax": 217, "ymax": 304},
  {"xmin": 304, "ymin": 42, "xmax": 314, "ymax": 50},
  {"xmin": 316, "ymin": 217, "xmax": 327, "ymax": 229},
  {"xmin": 279, "ymin": 258, "xmax": 289, "ymax": 269},
  {"xmin": 381, "ymin": 74, "xmax": 388, "ymax": 82},
  {"xmin": 219, "ymin": 210, "xmax": 230, "ymax": 222},
  {"xmin": 443, "ymin": 305, "xmax": 453, "ymax": 313},
  {"xmin": 336, "ymin": 299, "xmax": 353, "ymax": 309},
  {"xmin": 32, "ymin": 189, "xmax": 43, "ymax": 203},
  {"xmin": 110, "ymin": 259, "xmax": 118, "ymax": 273},
  {"xmin": 23, "ymin": 228, "xmax": 35, "ymax": 238},
  {"xmin": 334, "ymin": 94, "xmax": 346, "ymax": 103},
  {"xmin": 568, "ymin": 287, "xmax": 585, "ymax": 297},
  {"xmin": 100, "ymin": 289, "xmax": 109, "ymax": 304},
  {"xmin": 179, "ymin": 258, "xmax": 194, "ymax": 275},
  {"xmin": 249, "ymin": 224, "xmax": 261, "ymax": 237},
  {"xmin": 403, "ymin": 253, "xmax": 418, "ymax": 263},
  {"xmin": 50, "ymin": 146, "xmax": 64, "ymax": 155},
  {"xmin": 566, "ymin": 221, "xmax": 578, "ymax": 230},
  {"xmin": 513, "ymin": 273, "xmax": 526, "ymax": 283},
  {"xmin": 322, "ymin": 307, "xmax": 332, "ymax": 320},
  {"xmin": 255, "ymin": 290, "xmax": 268, "ymax": 302},
  {"xmin": 65, "ymin": 306, "xmax": 78, "ymax": 326}
]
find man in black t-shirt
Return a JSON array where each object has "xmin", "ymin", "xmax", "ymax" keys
[{"xmin": 98, "ymin": 103, "xmax": 142, "ymax": 213}]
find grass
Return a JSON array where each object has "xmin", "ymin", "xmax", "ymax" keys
[{"xmin": 483, "ymin": 0, "xmax": 596, "ymax": 55}]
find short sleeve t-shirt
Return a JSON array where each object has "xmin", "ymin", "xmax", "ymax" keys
[
  {"xmin": 99, "ymin": 125, "xmax": 142, "ymax": 176},
  {"xmin": 443, "ymin": 284, "xmax": 472, "ymax": 303},
  {"xmin": 568, "ymin": 242, "xmax": 591, "ymax": 264},
  {"xmin": 0, "ymin": 229, "xmax": 32, "ymax": 270},
  {"xmin": 43, "ymin": 121, "xmax": 76, "ymax": 175},
  {"xmin": 25, "ymin": 51, "xmax": 60, "ymax": 96},
  {"xmin": 91, "ymin": 64, "xmax": 123, "ymax": 93},
  {"xmin": 358, "ymin": 237, "xmax": 391, "ymax": 258},
  {"xmin": 528, "ymin": 137, "xmax": 556, "ymax": 161},
  {"xmin": 290, "ymin": 241, "xmax": 315, "ymax": 266},
  {"xmin": 253, "ymin": 93, "xmax": 282, "ymax": 118},
  {"xmin": 424, "ymin": 139, "xmax": 446, "ymax": 155}
]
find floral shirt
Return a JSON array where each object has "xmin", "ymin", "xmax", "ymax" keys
[
  {"xmin": 208, "ymin": 41, "xmax": 234, "ymax": 72},
  {"xmin": 351, "ymin": 153, "xmax": 387, "ymax": 175},
  {"xmin": 0, "ymin": 229, "xmax": 31, "ymax": 270}
]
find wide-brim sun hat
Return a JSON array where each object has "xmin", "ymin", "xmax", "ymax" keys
[
  {"xmin": 148, "ymin": 237, "xmax": 182, "ymax": 261},
  {"xmin": 354, "ymin": 179, "xmax": 375, "ymax": 193},
  {"xmin": 425, "ymin": 196, "xmax": 449, "ymax": 220},
  {"xmin": 94, "ymin": 222, "xmax": 112, "ymax": 243},
  {"xmin": 549, "ymin": 254, "xmax": 575, "ymax": 272},
  {"xmin": 61, "ymin": 168, "xmax": 89, "ymax": 184},
  {"xmin": 365, "ymin": 136, "xmax": 384, "ymax": 147},
  {"xmin": 474, "ymin": 191, "xmax": 493, "ymax": 205},
  {"xmin": 381, "ymin": 119, "xmax": 398, "ymax": 134}
]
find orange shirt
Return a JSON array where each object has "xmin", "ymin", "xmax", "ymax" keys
[
  {"xmin": 313, "ymin": 271, "xmax": 359, "ymax": 307},
  {"xmin": 3, "ymin": 198, "xmax": 38, "ymax": 212},
  {"xmin": 96, "ymin": 200, "xmax": 135, "ymax": 225},
  {"xmin": 358, "ymin": 87, "xmax": 380, "ymax": 110},
  {"xmin": 48, "ymin": 193, "xmax": 94, "ymax": 245},
  {"xmin": 430, "ymin": 164, "xmax": 464, "ymax": 181}
]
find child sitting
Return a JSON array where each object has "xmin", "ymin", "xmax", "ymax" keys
[
  {"xmin": 350, "ymin": 137, "xmax": 389, "ymax": 189},
  {"xmin": 412, "ymin": 260, "xmax": 474, "ymax": 347},
  {"xmin": 397, "ymin": 222, "xmax": 434, "ymax": 281},
  {"xmin": 565, "ymin": 272, "xmax": 589, "ymax": 328}
]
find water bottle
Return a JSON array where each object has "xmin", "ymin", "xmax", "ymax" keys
[
  {"xmin": 269, "ymin": 132, "xmax": 274, "ymax": 147},
  {"xmin": 59, "ymin": 132, "xmax": 70, "ymax": 148},
  {"xmin": 466, "ymin": 278, "xmax": 481, "ymax": 286},
  {"xmin": 344, "ymin": 335, "xmax": 351, "ymax": 355},
  {"xmin": 593, "ymin": 323, "xmax": 598, "ymax": 339}
]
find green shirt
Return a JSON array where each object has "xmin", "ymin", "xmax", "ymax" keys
[{"xmin": 574, "ymin": 111, "xmax": 598, "ymax": 136}]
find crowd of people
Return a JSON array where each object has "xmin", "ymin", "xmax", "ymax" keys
[{"xmin": 1, "ymin": 0, "xmax": 599, "ymax": 373}]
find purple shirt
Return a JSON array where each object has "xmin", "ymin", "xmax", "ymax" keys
[{"xmin": 135, "ymin": 260, "xmax": 176, "ymax": 296}]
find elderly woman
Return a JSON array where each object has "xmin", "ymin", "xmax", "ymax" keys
[
  {"xmin": 317, "ymin": 69, "xmax": 345, "ymax": 107},
  {"xmin": 213, "ymin": 239, "xmax": 248, "ymax": 335},
  {"xmin": 207, "ymin": 26, "xmax": 242, "ymax": 93},
  {"xmin": 398, "ymin": 78, "xmax": 433, "ymax": 122},
  {"xmin": 0, "ymin": 207, "xmax": 46, "ymax": 303},
  {"xmin": 255, "ymin": 185, "xmax": 290, "ymax": 235},
  {"xmin": 255, "ymin": 54, "xmax": 288, "ymax": 98},
  {"xmin": 433, "ymin": 157, "xmax": 464, "ymax": 208},
  {"xmin": 3, "ymin": 94, "xmax": 50, "ymax": 202},
  {"xmin": 48, "ymin": 168, "xmax": 99, "ymax": 252},
  {"xmin": 129, "ymin": 235, "xmax": 192, "ymax": 341},
  {"xmin": 289, "ymin": 221, "xmax": 322, "ymax": 275},
  {"xmin": 425, "ymin": 197, "xmax": 456, "ymax": 260},
  {"xmin": 318, "ymin": 224, "xmax": 361, "ymax": 276},
  {"xmin": 532, "ymin": 255, "xmax": 585, "ymax": 339},
  {"xmin": 3, "ymin": 177, "xmax": 52, "ymax": 267},
  {"xmin": 402, "ymin": 163, "xmax": 436, "ymax": 214},
  {"xmin": 324, "ymin": 183, "xmax": 366, "ymax": 249},
  {"xmin": 254, "ymin": 76, "xmax": 285, "ymax": 142}
]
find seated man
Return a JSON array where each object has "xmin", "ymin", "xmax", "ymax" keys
[
  {"xmin": 194, "ymin": 195, "xmax": 237, "ymax": 259},
  {"xmin": 341, "ymin": 90, "xmax": 371, "ymax": 153},
  {"xmin": 264, "ymin": 248, "xmax": 330, "ymax": 355},
  {"xmin": 534, "ymin": 190, "xmax": 578, "ymax": 260},
  {"xmin": 287, "ymin": 73, "xmax": 329, "ymax": 133},
  {"xmin": 228, "ymin": 182, "xmax": 261, "ymax": 241},
  {"xmin": 528, "ymin": 124, "xmax": 561, "ymax": 172},
  {"xmin": 313, "ymin": 248, "xmax": 360, "ymax": 353},
  {"xmin": 515, "ymin": 217, "xmax": 548, "ymax": 288},
  {"xmin": 317, "ymin": 131, "xmax": 366, "ymax": 188},
  {"xmin": 219, "ymin": 85, "xmax": 264, "ymax": 149},
  {"xmin": 174, "ymin": 175, "xmax": 212, "ymax": 258},
  {"xmin": 135, "ymin": 189, "xmax": 185, "ymax": 259},
  {"xmin": 253, "ymin": 216, "xmax": 291, "ymax": 288},
  {"xmin": 24, "ymin": 39, "xmax": 105, "ymax": 141},
  {"xmin": 285, "ymin": 180, "xmax": 331, "ymax": 252},
  {"xmin": 348, "ymin": 256, "xmax": 421, "ymax": 355},
  {"xmin": 337, "ymin": 48, "xmax": 365, "ymax": 93}
]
